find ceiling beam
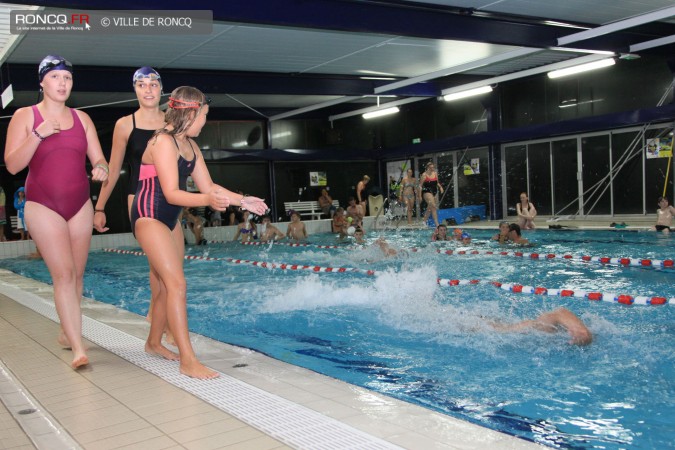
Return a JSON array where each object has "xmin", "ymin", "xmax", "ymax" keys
[
  {"xmin": 557, "ymin": 5, "xmax": 675, "ymax": 46},
  {"xmin": 269, "ymin": 96, "xmax": 362, "ymax": 121},
  {"xmin": 1, "ymin": 63, "xmax": 440, "ymax": 97},
  {"xmin": 440, "ymin": 54, "xmax": 612, "ymax": 96},
  {"xmin": 630, "ymin": 34, "xmax": 675, "ymax": 52},
  {"xmin": 374, "ymin": 47, "xmax": 542, "ymax": 94},
  {"xmin": 328, "ymin": 97, "xmax": 428, "ymax": 122}
]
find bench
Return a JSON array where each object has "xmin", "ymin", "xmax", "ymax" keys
[
  {"xmin": 10, "ymin": 216, "xmax": 21, "ymax": 235},
  {"xmin": 283, "ymin": 200, "xmax": 339, "ymax": 220}
]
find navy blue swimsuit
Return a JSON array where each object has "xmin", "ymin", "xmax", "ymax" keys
[{"xmin": 130, "ymin": 137, "xmax": 196, "ymax": 235}]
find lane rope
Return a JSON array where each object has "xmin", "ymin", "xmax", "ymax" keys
[
  {"xmin": 102, "ymin": 248, "xmax": 373, "ymax": 275},
  {"xmin": 208, "ymin": 240, "xmax": 340, "ymax": 249},
  {"xmin": 413, "ymin": 247, "xmax": 675, "ymax": 270},
  {"xmin": 211, "ymin": 240, "xmax": 674, "ymax": 271},
  {"xmin": 102, "ymin": 248, "xmax": 674, "ymax": 306}
]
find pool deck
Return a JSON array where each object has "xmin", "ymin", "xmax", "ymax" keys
[{"xmin": 0, "ymin": 214, "xmax": 658, "ymax": 449}]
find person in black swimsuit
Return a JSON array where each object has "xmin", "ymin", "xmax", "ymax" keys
[
  {"xmin": 95, "ymin": 67, "xmax": 166, "ymax": 229},
  {"xmin": 418, "ymin": 162, "xmax": 444, "ymax": 227},
  {"xmin": 93, "ymin": 67, "xmax": 175, "ymax": 341}
]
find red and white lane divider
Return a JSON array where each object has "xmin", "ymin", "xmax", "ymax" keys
[
  {"xmin": 207, "ymin": 240, "xmax": 673, "ymax": 270},
  {"xmin": 240, "ymin": 241, "xmax": 340, "ymax": 249},
  {"xmin": 411, "ymin": 247, "xmax": 675, "ymax": 270},
  {"xmin": 207, "ymin": 240, "xmax": 340, "ymax": 249},
  {"xmin": 103, "ymin": 248, "xmax": 372, "ymax": 275},
  {"xmin": 102, "ymin": 249, "xmax": 673, "ymax": 306},
  {"xmin": 436, "ymin": 277, "xmax": 675, "ymax": 306}
]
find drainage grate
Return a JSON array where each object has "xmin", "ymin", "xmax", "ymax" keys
[{"xmin": 0, "ymin": 277, "xmax": 401, "ymax": 450}]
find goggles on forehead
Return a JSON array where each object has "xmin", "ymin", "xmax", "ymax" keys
[
  {"xmin": 168, "ymin": 96, "xmax": 211, "ymax": 109},
  {"xmin": 42, "ymin": 58, "xmax": 73, "ymax": 70},
  {"xmin": 39, "ymin": 58, "xmax": 73, "ymax": 80},
  {"xmin": 133, "ymin": 73, "xmax": 161, "ymax": 83}
]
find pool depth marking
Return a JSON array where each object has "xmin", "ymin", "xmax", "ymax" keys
[{"xmin": 102, "ymin": 248, "xmax": 675, "ymax": 306}]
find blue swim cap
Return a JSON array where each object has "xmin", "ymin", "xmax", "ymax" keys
[
  {"xmin": 38, "ymin": 55, "xmax": 73, "ymax": 81},
  {"xmin": 461, "ymin": 232, "xmax": 471, "ymax": 239},
  {"xmin": 133, "ymin": 66, "xmax": 161, "ymax": 87}
]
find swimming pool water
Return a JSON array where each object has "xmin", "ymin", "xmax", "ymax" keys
[{"xmin": 2, "ymin": 228, "xmax": 674, "ymax": 449}]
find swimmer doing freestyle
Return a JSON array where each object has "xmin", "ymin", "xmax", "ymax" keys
[{"xmin": 490, "ymin": 307, "xmax": 592, "ymax": 346}]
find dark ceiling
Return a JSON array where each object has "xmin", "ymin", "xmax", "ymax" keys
[{"xmin": 1, "ymin": 0, "xmax": 674, "ymax": 122}]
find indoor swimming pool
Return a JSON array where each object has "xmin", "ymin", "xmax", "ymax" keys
[{"xmin": 2, "ymin": 228, "xmax": 673, "ymax": 449}]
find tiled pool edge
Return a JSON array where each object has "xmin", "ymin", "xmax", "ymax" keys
[{"xmin": 0, "ymin": 269, "xmax": 542, "ymax": 449}]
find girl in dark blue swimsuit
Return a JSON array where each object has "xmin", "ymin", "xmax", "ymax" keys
[{"xmin": 132, "ymin": 86, "xmax": 269, "ymax": 380}]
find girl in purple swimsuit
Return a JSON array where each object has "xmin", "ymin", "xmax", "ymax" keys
[
  {"xmin": 4, "ymin": 55, "xmax": 109, "ymax": 370},
  {"xmin": 132, "ymin": 86, "xmax": 268, "ymax": 379}
]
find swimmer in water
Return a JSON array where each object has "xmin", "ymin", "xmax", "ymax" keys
[{"xmin": 490, "ymin": 307, "xmax": 593, "ymax": 346}]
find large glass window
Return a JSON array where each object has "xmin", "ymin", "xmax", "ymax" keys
[
  {"xmin": 611, "ymin": 131, "xmax": 643, "ymax": 214},
  {"xmin": 644, "ymin": 128, "xmax": 673, "ymax": 210},
  {"xmin": 581, "ymin": 135, "xmax": 611, "ymax": 214},
  {"xmin": 436, "ymin": 153, "xmax": 455, "ymax": 209},
  {"xmin": 457, "ymin": 148, "xmax": 490, "ymax": 209},
  {"xmin": 552, "ymin": 138, "xmax": 579, "ymax": 216},
  {"xmin": 527, "ymin": 142, "xmax": 552, "ymax": 215},
  {"xmin": 501, "ymin": 123, "xmax": 671, "ymax": 218},
  {"xmin": 504, "ymin": 145, "xmax": 527, "ymax": 215}
]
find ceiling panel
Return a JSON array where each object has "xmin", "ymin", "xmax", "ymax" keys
[
  {"xmin": 0, "ymin": 0, "xmax": 673, "ymax": 120},
  {"xmin": 403, "ymin": 0, "xmax": 675, "ymax": 25}
]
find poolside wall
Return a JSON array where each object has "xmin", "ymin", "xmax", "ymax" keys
[{"xmin": 0, "ymin": 217, "xmax": 374, "ymax": 259}]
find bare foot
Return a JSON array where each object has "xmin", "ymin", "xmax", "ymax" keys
[
  {"xmin": 58, "ymin": 331, "xmax": 71, "ymax": 349},
  {"xmin": 164, "ymin": 329, "xmax": 176, "ymax": 347},
  {"xmin": 180, "ymin": 360, "xmax": 220, "ymax": 379},
  {"xmin": 145, "ymin": 342, "xmax": 180, "ymax": 361},
  {"xmin": 58, "ymin": 332, "xmax": 89, "ymax": 350},
  {"xmin": 71, "ymin": 354, "xmax": 89, "ymax": 369}
]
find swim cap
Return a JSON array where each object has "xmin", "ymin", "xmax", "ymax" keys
[
  {"xmin": 461, "ymin": 232, "xmax": 471, "ymax": 239},
  {"xmin": 38, "ymin": 55, "xmax": 73, "ymax": 82},
  {"xmin": 132, "ymin": 66, "xmax": 161, "ymax": 87}
]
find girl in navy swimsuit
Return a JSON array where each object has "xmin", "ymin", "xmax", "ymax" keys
[{"xmin": 132, "ymin": 86, "xmax": 268, "ymax": 379}]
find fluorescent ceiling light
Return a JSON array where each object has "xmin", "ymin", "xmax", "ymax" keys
[
  {"xmin": 272, "ymin": 131, "xmax": 292, "ymax": 138},
  {"xmin": 360, "ymin": 76, "xmax": 397, "ymax": 80},
  {"xmin": 547, "ymin": 58, "xmax": 615, "ymax": 79},
  {"xmin": 443, "ymin": 85, "xmax": 493, "ymax": 102},
  {"xmin": 440, "ymin": 54, "xmax": 611, "ymax": 97},
  {"xmin": 362, "ymin": 106, "xmax": 400, "ymax": 119},
  {"xmin": 558, "ymin": 99, "xmax": 604, "ymax": 108},
  {"xmin": 329, "ymin": 97, "xmax": 426, "ymax": 122},
  {"xmin": 543, "ymin": 20, "xmax": 589, "ymax": 30}
]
